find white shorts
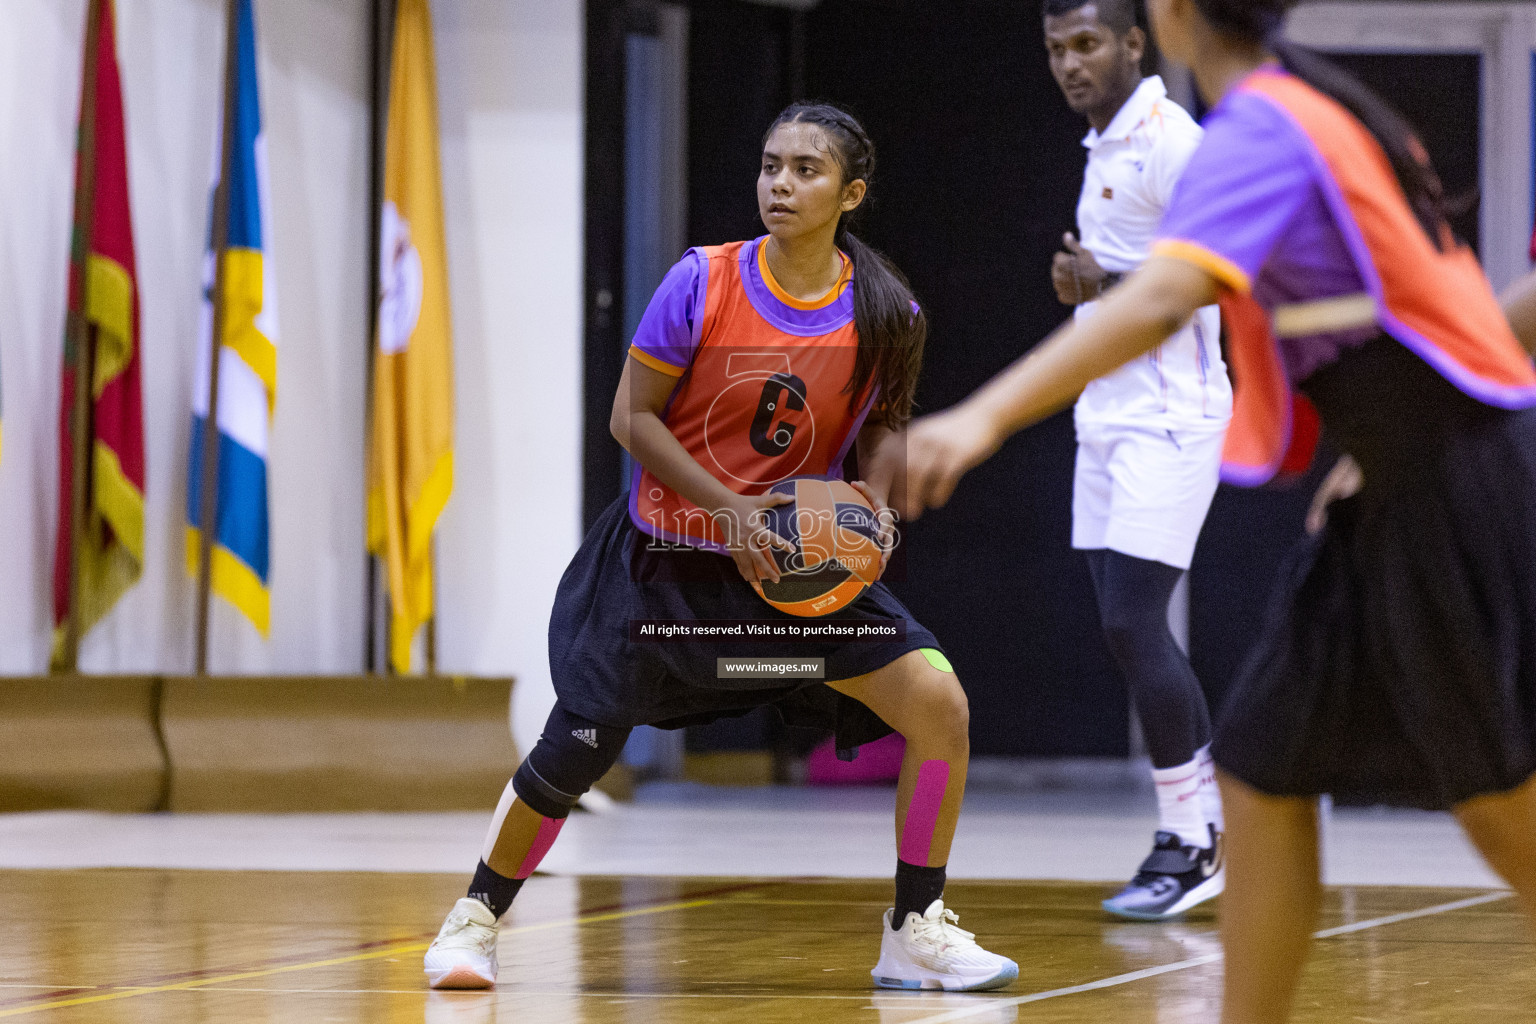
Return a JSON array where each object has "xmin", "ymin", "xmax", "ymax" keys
[{"xmin": 1071, "ymin": 422, "xmax": 1226, "ymax": 570}]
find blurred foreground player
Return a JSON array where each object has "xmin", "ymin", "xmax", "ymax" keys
[
  {"xmin": 1043, "ymin": 0, "xmax": 1230, "ymax": 920},
  {"xmin": 900, "ymin": 0, "xmax": 1536, "ymax": 1020},
  {"xmin": 424, "ymin": 102, "xmax": 1015, "ymax": 993}
]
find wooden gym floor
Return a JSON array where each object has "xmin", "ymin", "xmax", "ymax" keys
[{"xmin": 0, "ymin": 870, "xmax": 1529, "ymax": 1022}]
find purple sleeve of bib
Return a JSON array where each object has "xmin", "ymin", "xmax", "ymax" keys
[
  {"xmin": 628, "ymin": 250, "xmax": 707, "ymax": 375},
  {"xmin": 1154, "ymin": 93, "xmax": 1318, "ymax": 293}
]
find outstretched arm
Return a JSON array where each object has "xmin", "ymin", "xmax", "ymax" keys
[{"xmin": 900, "ymin": 257, "xmax": 1220, "ymax": 518}]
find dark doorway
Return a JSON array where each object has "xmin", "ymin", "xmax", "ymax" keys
[{"xmin": 798, "ymin": 0, "xmax": 1125, "ymax": 756}]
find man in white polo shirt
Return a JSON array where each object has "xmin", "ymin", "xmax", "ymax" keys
[{"xmin": 1043, "ymin": 0, "xmax": 1231, "ymax": 920}]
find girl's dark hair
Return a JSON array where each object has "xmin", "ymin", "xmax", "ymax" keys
[
  {"xmin": 1192, "ymin": 0, "xmax": 1456, "ymax": 249},
  {"xmin": 762, "ymin": 102, "xmax": 927, "ymax": 429}
]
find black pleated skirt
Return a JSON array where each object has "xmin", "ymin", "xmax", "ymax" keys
[
  {"xmin": 546, "ymin": 494, "xmax": 941, "ymax": 753},
  {"xmin": 1213, "ymin": 338, "xmax": 1536, "ymax": 809}
]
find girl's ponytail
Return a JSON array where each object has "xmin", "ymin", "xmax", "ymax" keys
[{"xmin": 836, "ymin": 228, "xmax": 927, "ymax": 431}]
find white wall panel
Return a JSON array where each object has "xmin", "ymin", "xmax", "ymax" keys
[{"xmin": 434, "ymin": 0, "xmax": 584, "ymax": 754}]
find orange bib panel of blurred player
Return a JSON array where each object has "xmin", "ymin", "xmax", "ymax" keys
[{"xmin": 1212, "ymin": 72, "xmax": 1536, "ymax": 485}]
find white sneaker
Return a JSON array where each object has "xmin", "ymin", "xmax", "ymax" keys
[
  {"xmin": 871, "ymin": 899, "xmax": 1018, "ymax": 991},
  {"xmin": 424, "ymin": 897, "xmax": 499, "ymax": 989}
]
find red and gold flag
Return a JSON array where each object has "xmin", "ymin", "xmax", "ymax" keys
[{"xmin": 52, "ymin": 0, "xmax": 146, "ymax": 662}]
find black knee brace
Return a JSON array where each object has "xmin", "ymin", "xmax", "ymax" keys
[{"xmin": 512, "ymin": 704, "xmax": 632, "ymax": 819}]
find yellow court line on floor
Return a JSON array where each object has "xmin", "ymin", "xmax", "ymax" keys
[{"xmin": 0, "ymin": 898, "xmax": 718, "ymax": 1019}]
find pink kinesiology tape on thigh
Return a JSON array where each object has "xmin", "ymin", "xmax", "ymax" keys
[
  {"xmin": 514, "ymin": 816, "xmax": 566, "ymax": 880},
  {"xmin": 899, "ymin": 759, "xmax": 951, "ymax": 866}
]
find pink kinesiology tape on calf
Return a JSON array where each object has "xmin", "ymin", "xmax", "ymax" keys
[
  {"xmin": 898, "ymin": 759, "xmax": 951, "ymax": 866},
  {"xmin": 514, "ymin": 816, "xmax": 566, "ymax": 879}
]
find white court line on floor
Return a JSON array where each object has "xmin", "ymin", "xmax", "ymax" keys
[
  {"xmin": 1309, "ymin": 891, "xmax": 1512, "ymax": 937},
  {"xmin": 906, "ymin": 890, "xmax": 1515, "ymax": 1024}
]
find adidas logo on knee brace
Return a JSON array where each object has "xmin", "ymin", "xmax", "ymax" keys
[{"xmin": 571, "ymin": 729, "xmax": 599, "ymax": 749}]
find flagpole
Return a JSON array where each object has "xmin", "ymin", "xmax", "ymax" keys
[
  {"xmin": 364, "ymin": 0, "xmax": 395, "ymax": 674},
  {"xmin": 58, "ymin": 0, "xmax": 106, "ymax": 674},
  {"xmin": 193, "ymin": 0, "xmax": 242, "ymax": 676},
  {"xmin": 425, "ymin": 538, "xmax": 437, "ymax": 676}
]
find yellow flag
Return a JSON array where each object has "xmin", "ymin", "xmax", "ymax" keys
[{"xmin": 368, "ymin": 0, "xmax": 454, "ymax": 674}]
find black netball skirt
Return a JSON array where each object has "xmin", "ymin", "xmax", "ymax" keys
[
  {"xmin": 546, "ymin": 494, "xmax": 943, "ymax": 754},
  {"xmin": 1214, "ymin": 337, "xmax": 1536, "ymax": 809}
]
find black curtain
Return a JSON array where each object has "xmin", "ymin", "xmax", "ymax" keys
[{"xmin": 800, "ymin": 1, "xmax": 1124, "ymax": 756}]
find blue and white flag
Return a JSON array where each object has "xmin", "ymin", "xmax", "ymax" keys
[{"xmin": 187, "ymin": 0, "xmax": 277, "ymax": 635}]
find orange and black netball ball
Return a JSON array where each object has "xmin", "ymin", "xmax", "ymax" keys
[{"xmin": 750, "ymin": 476, "xmax": 885, "ymax": 617}]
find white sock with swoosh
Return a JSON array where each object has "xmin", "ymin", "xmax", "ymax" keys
[{"xmin": 1152, "ymin": 753, "xmax": 1212, "ymax": 850}]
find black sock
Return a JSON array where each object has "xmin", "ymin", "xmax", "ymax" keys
[
  {"xmin": 467, "ymin": 860, "xmax": 524, "ymax": 919},
  {"xmin": 893, "ymin": 859, "xmax": 947, "ymax": 929}
]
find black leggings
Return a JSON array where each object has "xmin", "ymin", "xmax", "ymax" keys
[{"xmin": 1084, "ymin": 548, "xmax": 1212, "ymax": 769}]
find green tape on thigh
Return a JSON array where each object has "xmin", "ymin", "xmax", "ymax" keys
[{"xmin": 919, "ymin": 647, "xmax": 953, "ymax": 673}]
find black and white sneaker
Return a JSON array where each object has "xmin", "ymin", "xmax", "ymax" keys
[{"xmin": 1101, "ymin": 825, "xmax": 1224, "ymax": 921}]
